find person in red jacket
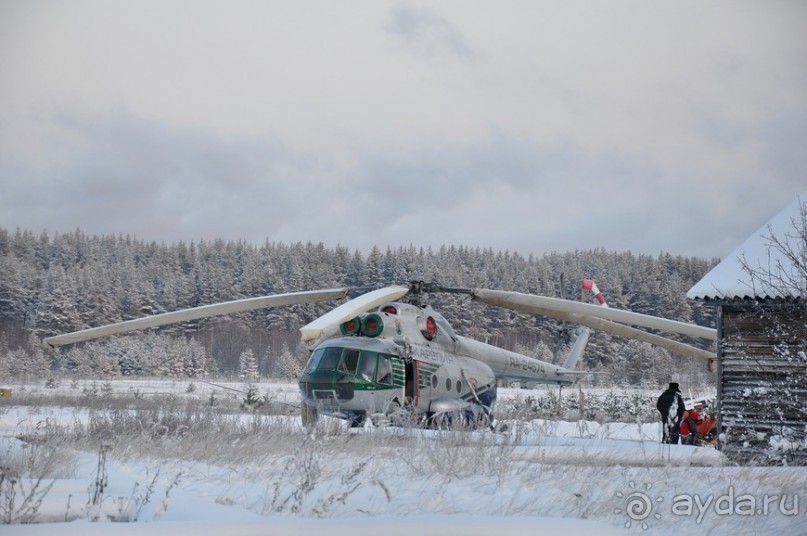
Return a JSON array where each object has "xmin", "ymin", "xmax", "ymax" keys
[{"xmin": 680, "ymin": 408, "xmax": 703, "ymax": 445}]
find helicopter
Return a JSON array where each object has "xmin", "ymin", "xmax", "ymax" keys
[{"xmin": 43, "ymin": 279, "xmax": 717, "ymax": 429}]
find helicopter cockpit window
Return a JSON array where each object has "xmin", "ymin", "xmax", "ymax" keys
[
  {"xmin": 358, "ymin": 351, "xmax": 377, "ymax": 382},
  {"xmin": 377, "ymin": 355, "xmax": 393, "ymax": 385},
  {"xmin": 339, "ymin": 349, "xmax": 360, "ymax": 375},
  {"xmin": 320, "ymin": 347, "xmax": 343, "ymax": 370},
  {"xmin": 305, "ymin": 346, "xmax": 342, "ymax": 373},
  {"xmin": 304, "ymin": 348, "xmax": 323, "ymax": 374}
]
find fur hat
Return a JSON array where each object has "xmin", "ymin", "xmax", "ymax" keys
[{"xmin": 668, "ymin": 382, "xmax": 681, "ymax": 393}]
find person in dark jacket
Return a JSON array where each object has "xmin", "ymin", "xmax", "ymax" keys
[{"xmin": 656, "ymin": 382, "xmax": 685, "ymax": 444}]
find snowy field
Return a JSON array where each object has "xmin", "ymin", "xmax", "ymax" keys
[{"xmin": 0, "ymin": 379, "xmax": 804, "ymax": 535}]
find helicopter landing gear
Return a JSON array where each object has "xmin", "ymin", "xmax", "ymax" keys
[
  {"xmin": 301, "ymin": 404, "xmax": 319, "ymax": 427},
  {"xmin": 428, "ymin": 404, "xmax": 494, "ymax": 431},
  {"xmin": 348, "ymin": 412, "xmax": 367, "ymax": 428},
  {"xmin": 375, "ymin": 398, "xmax": 420, "ymax": 428}
]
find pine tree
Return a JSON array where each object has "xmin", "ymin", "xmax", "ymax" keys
[
  {"xmin": 365, "ymin": 246, "xmax": 384, "ymax": 287},
  {"xmin": 239, "ymin": 348, "xmax": 259, "ymax": 381},
  {"xmin": 276, "ymin": 342, "xmax": 303, "ymax": 379},
  {"xmin": 0, "ymin": 225, "xmax": 721, "ymax": 383}
]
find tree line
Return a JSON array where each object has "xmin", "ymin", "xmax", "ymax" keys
[{"xmin": 0, "ymin": 227, "xmax": 719, "ymax": 386}]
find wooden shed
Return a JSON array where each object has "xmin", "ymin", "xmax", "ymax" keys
[{"xmin": 688, "ymin": 193, "xmax": 806, "ymax": 465}]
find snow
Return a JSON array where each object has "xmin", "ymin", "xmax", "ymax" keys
[
  {"xmin": 2, "ymin": 514, "xmax": 625, "ymax": 536},
  {"xmin": 688, "ymin": 192, "xmax": 807, "ymax": 300},
  {"xmin": 1, "ymin": 380, "xmax": 804, "ymax": 535}
]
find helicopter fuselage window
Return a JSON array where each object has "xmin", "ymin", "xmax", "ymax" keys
[
  {"xmin": 456, "ymin": 380, "xmax": 462, "ymax": 394},
  {"xmin": 431, "ymin": 374, "xmax": 438, "ymax": 389}
]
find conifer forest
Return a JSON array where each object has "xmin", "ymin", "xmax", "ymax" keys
[{"xmin": 0, "ymin": 228, "xmax": 719, "ymax": 387}]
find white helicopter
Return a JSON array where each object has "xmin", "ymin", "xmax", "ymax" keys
[{"xmin": 43, "ymin": 280, "xmax": 716, "ymax": 428}]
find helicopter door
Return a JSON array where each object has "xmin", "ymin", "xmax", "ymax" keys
[{"xmin": 404, "ymin": 360, "xmax": 415, "ymax": 405}]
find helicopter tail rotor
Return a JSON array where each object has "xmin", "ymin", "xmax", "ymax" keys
[{"xmin": 557, "ymin": 278, "xmax": 609, "ymax": 370}]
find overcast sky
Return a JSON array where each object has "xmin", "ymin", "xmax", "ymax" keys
[{"xmin": 1, "ymin": 1, "xmax": 805, "ymax": 260}]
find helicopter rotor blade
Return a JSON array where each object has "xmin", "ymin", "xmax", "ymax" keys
[
  {"xmin": 559, "ymin": 310, "xmax": 713, "ymax": 362},
  {"xmin": 300, "ymin": 285, "xmax": 410, "ymax": 342},
  {"xmin": 44, "ymin": 288, "xmax": 350, "ymax": 349},
  {"xmin": 472, "ymin": 289, "xmax": 716, "ymax": 341},
  {"xmin": 471, "ymin": 289, "xmax": 715, "ymax": 363}
]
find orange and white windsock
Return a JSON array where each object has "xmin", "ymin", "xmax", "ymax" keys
[{"xmin": 582, "ymin": 279, "xmax": 608, "ymax": 307}]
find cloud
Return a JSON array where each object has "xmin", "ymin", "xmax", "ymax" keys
[
  {"xmin": 386, "ymin": 4, "xmax": 473, "ymax": 58},
  {"xmin": 0, "ymin": 1, "xmax": 805, "ymax": 260}
]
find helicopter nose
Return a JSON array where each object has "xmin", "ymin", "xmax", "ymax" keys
[{"xmin": 299, "ymin": 371, "xmax": 354, "ymax": 403}]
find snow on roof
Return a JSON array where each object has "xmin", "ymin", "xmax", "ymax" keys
[{"xmin": 688, "ymin": 192, "xmax": 807, "ymax": 301}]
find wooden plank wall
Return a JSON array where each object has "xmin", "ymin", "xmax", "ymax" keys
[{"xmin": 718, "ymin": 303, "xmax": 807, "ymax": 465}]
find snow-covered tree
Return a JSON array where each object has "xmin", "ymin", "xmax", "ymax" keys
[
  {"xmin": 275, "ymin": 342, "xmax": 304, "ymax": 380},
  {"xmin": 239, "ymin": 348, "xmax": 259, "ymax": 381},
  {"xmin": 0, "ymin": 225, "xmax": 720, "ymax": 384},
  {"xmin": 740, "ymin": 197, "xmax": 807, "ymax": 297}
]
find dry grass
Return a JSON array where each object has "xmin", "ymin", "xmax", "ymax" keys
[{"xmin": 2, "ymin": 381, "xmax": 803, "ymax": 533}]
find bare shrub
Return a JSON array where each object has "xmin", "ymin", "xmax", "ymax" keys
[
  {"xmin": 259, "ymin": 436, "xmax": 369, "ymax": 517},
  {"xmin": 0, "ymin": 440, "xmax": 74, "ymax": 524}
]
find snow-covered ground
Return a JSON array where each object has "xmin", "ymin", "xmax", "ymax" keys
[{"xmin": 0, "ymin": 380, "xmax": 804, "ymax": 535}]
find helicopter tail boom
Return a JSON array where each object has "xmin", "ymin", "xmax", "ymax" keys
[
  {"xmin": 561, "ymin": 327, "xmax": 591, "ymax": 370},
  {"xmin": 456, "ymin": 335, "xmax": 577, "ymax": 386}
]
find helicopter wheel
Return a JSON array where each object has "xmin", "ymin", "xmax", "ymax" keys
[
  {"xmin": 385, "ymin": 398, "xmax": 419, "ymax": 427},
  {"xmin": 348, "ymin": 412, "xmax": 367, "ymax": 428},
  {"xmin": 428, "ymin": 406, "xmax": 494, "ymax": 431},
  {"xmin": 474, "ymin": 407, "xmax": 496, "ymax": 432},
  {"xmin": 301, "ymin": 404, "xmax": 319, "ymax": 427},
  {"xmin": 429, "ymin": 411, "xmax": 465, "ymax": 431}
]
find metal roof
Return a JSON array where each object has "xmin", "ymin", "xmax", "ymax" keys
[{"xmin": 687, "ymin": 192, "xmax": 807, "ymax": 301}]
